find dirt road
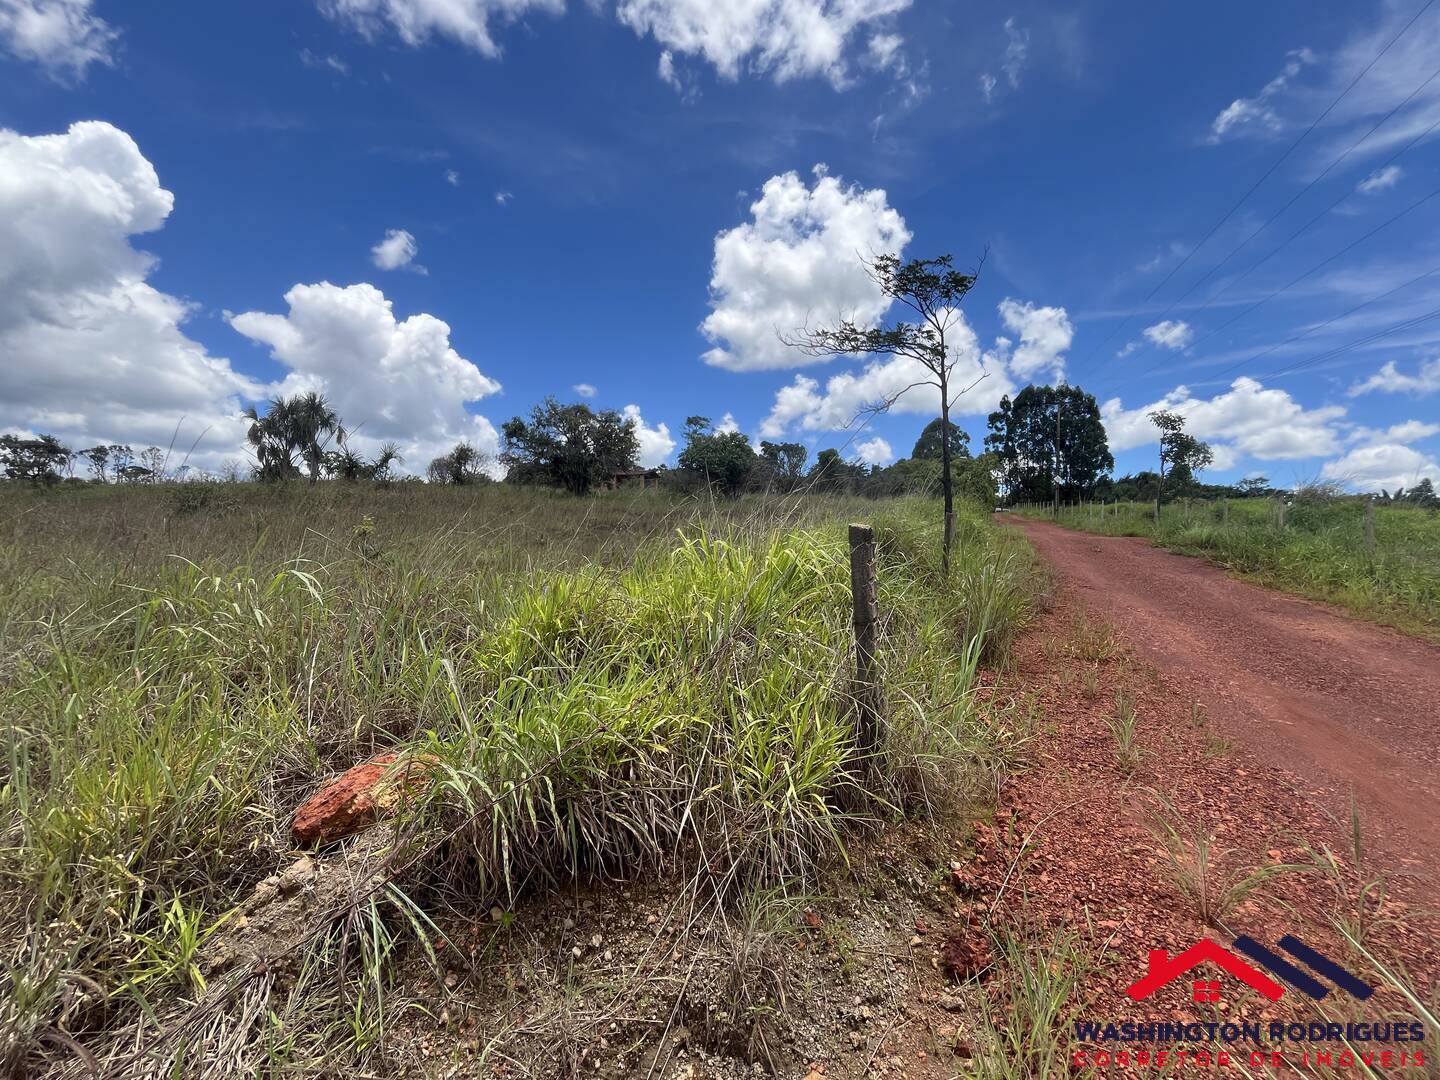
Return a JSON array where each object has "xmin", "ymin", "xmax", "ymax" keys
[{"xmin": 1007, "ymin": 515, "xmax": 1440, "ymax": 886}]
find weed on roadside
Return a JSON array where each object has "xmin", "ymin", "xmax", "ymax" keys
[
  {"xmin": 961, "ymin": 929, "xmax": 1092, "ymax": 1079},
  {"xmin": 1109, "ymin": 689, "xmax": 1143, "ymax": 774},
  {"xmin": 1150, "ymin": 812, "xmax": 1309, "ymax": 929}
]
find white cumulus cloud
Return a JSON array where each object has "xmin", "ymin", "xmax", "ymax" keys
[
  {"xmin": 866, "ymin": 32, "xmax": 902, "ymax": 71},
  {"xmin": 0, "ymin": 0, "xmax": 116, "ymax": 79},
  {"xmin": 1348, "ymin": 357, "xmax": 1440, "ymax": 396},
  {"xmin": 0, "ymin": 121, "xmax": 257, "ymax": 472},
  {"xmin": 1348, "ymin": 419, "xmax": 1440, "ymax": 445},
  {"xmin": 230, "ymin": 281, "xmax": 502, "ymax": 475},
  {"xmin": 715, "ymin": 412, "xmax": 740, "ymax": 434},
  {"xmin": 701, "ymin": 166, "xmax": 911, "ymax": 372},
  {"xmin": 321, "ymin": 0, "xmax": 910, "ymax": 86},
  {"xmin": 854, "ymin": 436, "xmax": 893, "ymax": 466},
  {"xmin": 621, "ymin": 403, "xmax": 674, "ymax": 467},
  {"xmin": 614, "ymin": 0, "xmax": 911, "ymax": 87},
  {"xmin": 997, "ymin": 298, "xmax": 1073, "ymax": 380},
  {"xmin": 657, "ymin": 47, "xmax": 678, "ymax": 86},
  {"xmin": 1100, "ymin": 377, "xmax": 1345, "ymax": 464},
  {"xmin": 573, "ymin": 382, "xmax": 597, "ymax": 398},
  {"xmin": 1208, "ymin": 47, "xmax": 1316, "ymax": 143},
  {"xmin": 1142, "ymin": 318, "xmax": 1194, "ymax": 350},
  {"xmin": 371, "ymin": 227, "xmax": 421, "ymax": 271},
  {"xmin": 319, "ymin": 0, "xmax": 563, "ymax": 58},
  {"xmin": 1321, "ymin": 443, "xmax": 1439, "ymax": 492}
]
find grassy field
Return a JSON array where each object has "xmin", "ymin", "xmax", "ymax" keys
[
  {"xmin": 1013, "ymin": 496, "xmax": 1440, "ymax": 640},
  {"xmin": 0, "ymin": 482, "xmax": 1038, "ymax": 1076}
]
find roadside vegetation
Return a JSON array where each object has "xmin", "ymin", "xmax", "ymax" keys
[
  {"xmin": 0, "ymin": 482, "xmax": 1038, "ymax": 1076},
  {"xmin": 1012, "ymin": 494, "xmax": 1440, "ymax": 640}
]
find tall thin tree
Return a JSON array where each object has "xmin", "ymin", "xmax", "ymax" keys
[{"xmin": 782, "ymin": 252, "xmax": 986, "ymax": 572}]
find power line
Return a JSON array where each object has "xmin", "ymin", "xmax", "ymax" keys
[
  {"xmin": 1129, "ymin": 176, "xmax": 1440, "ymax": 382},
  {"xmin": 1193, "ymin": 108, "xmax": 1440, "ymax": 317},
  {"xmin": 1072, "ymin": 0, "xmax": 1436, "ymax": 376},
  {"xmin": 1132, "ymin": 57, "xmax": 1440, "ymax": 336},
  {"xmin": 1198, "ymin": 262, "xmax": 1440, "ymax": 383},
  {"xmin": 1265, "ymin": 306, "xmax": 1440, "ymax": 380}
]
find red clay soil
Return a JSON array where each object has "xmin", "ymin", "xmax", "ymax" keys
[
  {"xmin": 1007, "ymin": 515, "xmax": 1440, "ymax": 889},
  {"xmin": 883, "ymin": 521, "xmax": 1440, "ymax": 1070}
]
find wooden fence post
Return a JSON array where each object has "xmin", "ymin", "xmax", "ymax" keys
[
  {"xmin": 1365, "ymin": 496, "xmax": 1376, "ymax": 557},
  {"xmin": 848, "ymin": 523, "xmax": 881, "ymax": 776}
]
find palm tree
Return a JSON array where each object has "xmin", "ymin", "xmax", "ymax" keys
[
  {"xmin": 371, "ymin": 442, "xmax": 402, "ymax": 481},
  {"xmin": 327, "ymin": 445, "xmax": 367, "ymax": 481},
  {"xmin": 244, "ymin": 397, "xmax": 299, "ymax": 480},
  {"xmin": 243, "ymin": 392, "xmax": 344, "ymax": 484},
  {"xmin": 288, "ymin": 391, "xmax": 344, "ymax": 485}
]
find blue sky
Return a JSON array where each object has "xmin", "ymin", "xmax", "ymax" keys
[{"xmin": 2, "ymin": 0, "xmax": 1438, "ymax": 490}]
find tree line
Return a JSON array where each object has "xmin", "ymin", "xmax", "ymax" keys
[
  {"xmin": 10, "ymin": 384, "xmax": 1428, "ymax": 511},
  {"xmin": 0, "ymin": 395, "xmax": 997, "ymax": 503},
  {"xmin": 0, "ymin": 381, "xmax": 1222, "ymax": 511}
]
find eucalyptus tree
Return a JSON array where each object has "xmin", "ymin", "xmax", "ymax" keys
[{"xmin": 985, "ymin": 385, "xmax": 1112, "ymax": 505}]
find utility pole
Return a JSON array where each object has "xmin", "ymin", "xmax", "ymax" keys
[{"xmin": 1052, "ymin": 396, "xmax": 1062, "ymax": 518}]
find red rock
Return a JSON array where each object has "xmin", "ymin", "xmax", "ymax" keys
[
  {"xmin": 291, "ymin": 751, "xmax": 436, "ymax": 846},
  {"xmin": 939, "ymin": 933, "xmax": 992, "ymax": 982}
]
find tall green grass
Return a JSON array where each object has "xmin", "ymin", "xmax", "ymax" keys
[
  {"xmin": 0, "ymin": 484, "xmax": 1037, "ymax": 1074},
  {"xmin": 1015, "ymin": 497, "xmax": 1440, "ymax": 639}
]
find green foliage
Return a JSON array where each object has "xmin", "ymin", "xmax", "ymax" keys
[
  {"xmin": 1149, "ymin": 409, "xmax": 1213, "ymax": 502},
  {"xmin": 806, "ymin": 447, "xmax": 867, "ymax": 492},
  {"xmin": 678, "ymin": 416, "xmax": 759, "ymax": 496},
  {"xmin": 426, "ymin": 440, "xmax": 490, "ymax": 485},
  {"xmin": 985, "ymin": 384, "xmax": 1113, "ymax": 502},
  {"xmin": 784, "ymin": 254, "xmax": 978, "ymax": 369},
  {"xmin": 758, "ymin": 440, "xmax": 808, "ymax": 490},
  {"xmin": 781, "ymin": 251, "xmax": 987, "ymax": 568},
  {"xmin": 1381, "ymin": 478, "xmax": 1438, "ymax": 508},
  {"xmin": 329, "ymin": 441, "xmax": 402, "ymax": 482},
  {"xmin": 968, "ymin": 930, "xmax": 1090, "ymax": 1078},
  {"xmin": 244, "ymin": 391, "xmax": 345, "ymax": 484},
  {"xmin": 911, "ymin": 416, "xmax": 971, "ymax": 461},
  {"xmin": 861, "ymin": 453, "xmax": 999, "ymax": 508},
  {"xmin": 0, "ymin": 433, "xmax": 71, "ymax": 484},
  {"xmin": 500, "ymin": 397, "xmax": 639, "ymax": 495}
]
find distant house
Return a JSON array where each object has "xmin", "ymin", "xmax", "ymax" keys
[{"xmin": 604, "ymin": 468, "xmax": 661, "ymax": 490}]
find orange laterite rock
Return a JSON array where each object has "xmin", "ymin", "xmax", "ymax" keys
[{"xmin": 290, "ymin": 752, "xmax": 436, "ymax": 846}]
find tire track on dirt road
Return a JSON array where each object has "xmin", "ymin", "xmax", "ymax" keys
[{"xmin": 1006, "ymin": 515, "xmax": 1440, "ymax": 887}]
